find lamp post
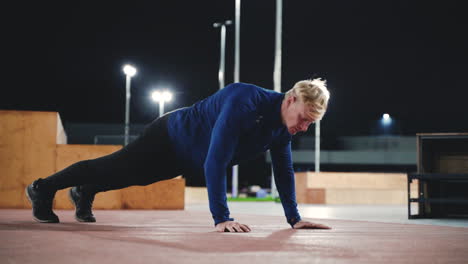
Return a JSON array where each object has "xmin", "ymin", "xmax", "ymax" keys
[
  {"xmin": 151, "ymin": 90, "xmax": 173, "ymax": 117},
  {"xmin": 315, "ymin": 120, "xmax": 320, "ymax": 172},
  {"xmin": 229, "ymin": 0, "xmax": 242, "ymax": 198},
  {"xmin": 213, "ymin": 20, "xmax": 232, "ymax": 89},
  {"xmin": 234, "ymin": 0, "xmax": 241, "ymax": 83},
  {"xmin": 270, "ymin": 0, "xmax": 282, "ymax": 199},
  {"xmin": 214, "ymin": 19, "xmax": 237, "ymax": 197},
  {"xmin": 123, "ymin": 64, "xmax": 136, "ymax": 146}
]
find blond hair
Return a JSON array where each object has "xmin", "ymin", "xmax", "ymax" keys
[{"xmin": 285, "ymin": 78, "xmax": 330, "ymax": 120}]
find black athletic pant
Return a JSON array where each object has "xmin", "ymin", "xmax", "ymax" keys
[{"xmin": 41, "ymin": 113, "xmax": 184, "ymax": 195}]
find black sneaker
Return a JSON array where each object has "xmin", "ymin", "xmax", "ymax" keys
[
  {"xmin": 68, "ymin": 186, "xmax": 96, "ymax": 222},
  {"xmin": 25, "ymin": 179, "xmax": 59, "ymax": 223}
]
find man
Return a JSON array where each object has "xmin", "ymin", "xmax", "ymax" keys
[{"xmin": 26, "ymin": 79, "xmax": 331, "ymax": 232}]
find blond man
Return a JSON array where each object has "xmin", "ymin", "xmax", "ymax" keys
[{"xmin": 26, "ymin": 80, "xmax": 331, "ymax": 232}]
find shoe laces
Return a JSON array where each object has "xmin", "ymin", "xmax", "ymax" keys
[
  {"xmin": 32, "ymin": 179, "xmax": 54, "ymax": 211},
  {"xmin": 32, "ymin": 179, "xmax": 42, "ymax": 189}
]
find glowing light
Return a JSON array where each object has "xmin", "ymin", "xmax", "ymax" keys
[
  {"xmin": 151, "ymin": 90, "xmax": 172, "ymax": 102},
  {"xmin": 162, "ymin": 91, "xmax": 172, "ymax": 102},
  {"xmin": 381, "ymin": 113, "xmax": 392, "ymax": 125},
  {"xmin": 151, "ymin": 91, "xmax": 161, "ymax": 102},
  {"xmin": 123, "ymin": 65, "xmax": 137, "ymax": 77}
]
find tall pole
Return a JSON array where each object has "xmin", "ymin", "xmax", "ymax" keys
[
  {"xmin": 124, "ymin": 75, "xmax": 131, "ymax": 146},
  {"xmin": 234, "ymin": 0, "xmax": 240, "ymax": 82},
  {"xmin": 271, "ymin": 0, "xmax": 282, "ymax": 199},
  {"xmin": 123, "ymin": 65, "xmax": 136, "ymax": 146},
  {"xmin": 213, "ymin": 21, "xmax": 231, "ymax": 89},
  {"xmin": 159, "ymin": 101, "xmax": 165, "ymax": 117},
  {"xmin": 315, "ymin": 120, "xmax": 320, "ymax": 172},
  {"xmin": 232, "ymin": 0, "xmax": 241, "ymax": 198},
  {"xmin": 220, "ymin": 25, "xmax": 226, "ymax": 88}
]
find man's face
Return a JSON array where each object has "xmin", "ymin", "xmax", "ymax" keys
[{"xmin": 282, "ymin": 96, "xmax": 317, "ymax": 135}]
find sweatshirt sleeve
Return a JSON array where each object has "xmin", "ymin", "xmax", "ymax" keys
[
  {"xmin": 204, "ymin": 103, "xmax": 254, "ymax": 226},
  {"xmin": 270, "ymin": 140, "xmax": 302, "ymax": 228}
]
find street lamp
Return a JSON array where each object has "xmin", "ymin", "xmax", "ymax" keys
[
  {"xmin": 271, "ymin": 0, "xmax": 283, "ymax": 199},
  {"xmin": 382, "ymin": 113, "xmax": 392, "ymax": 124},
  {"xmin": 212, "ymin": 3, "xmax": 241, "ymax": 198},
  {"xmin": 123, "ymin": 64, "xmax": 137, "ymax": 146},
  {"xmin": 214, "ymin": 19, "xmax": 237, "ymax": 198},
  {"xmin": 213, "ymin": 20, "xmax": 232, "ymax": 89},
  {"xmin": 151, "ymin": 90, "xmax": 172, "ymax": 117},
  {"xmin": 380, "ymin": 113, "xmax": 393, "ymax": 135}
]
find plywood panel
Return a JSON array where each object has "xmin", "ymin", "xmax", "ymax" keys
[
  {"xmin": 325, "ymin": 189, "xmax": 408, "ymax": 204},
  {"xmin": 295, "ymin": 171, "xmax": 417, "ymax": 205},
  {"xmin": 304, "ymin": 172, "xmax": 407, "ymax": 189},
  {"xmin": 305, "ymin": 188, "xmax": 325, "ymax": 204},
  {"xmin": 0, "ymin": 111, "xmax": 26, "ymax": 208},
  {"xmin": 294, "ymin": 172, "xmax": 308, "ymax": 204},
  {"xmin": 1, "ymin": 110, "xmax": 186, "ymax": 210},
  {"xmin": 121, "ymin": 178, "xmax": 185, "ymax": 209},
  {"xmin": 0, "ymin": 110, "xmax": 58, "ymax": 208},
  {"xmin": 54, "ymin": 144, "xmax": 123, "ymax": 209},
  {"xmin": 185, "ymin": 187, "xmax": 208, "ymax": 204}
]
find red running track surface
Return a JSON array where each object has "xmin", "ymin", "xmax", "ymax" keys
[{"xmin": 1, "ymin": 209, "xmax": 467, "ymax": 264}]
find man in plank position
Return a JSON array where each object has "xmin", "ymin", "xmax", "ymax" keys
[{"xmin": 26, "ymin": 79, "xmax": 331, "ymax": 232}]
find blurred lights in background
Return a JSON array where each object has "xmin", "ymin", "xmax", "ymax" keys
[
  {"xmin": 151, "ymin": 90, "xmax": 172, "ymax": 103},
  {"xmin": 123, "ymin": 65, "xmax": 137, "ymax": 77},
  {"xmin": 382, "ymin": 113, "xmax": 392, "ymax": 126}
]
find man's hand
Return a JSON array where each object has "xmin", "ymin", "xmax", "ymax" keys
[
  {"xmin": 215, "ymin": 221, "xmax": 251, "ymax": 233},
  {"xmin": 293, "ymin": 220, "xmax": 331, "ymax": 229}
]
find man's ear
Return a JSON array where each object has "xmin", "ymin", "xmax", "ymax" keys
[
  {"xmin": 285, "ymin": 95, "xmax": 296, "ymax": 109},
  {"xmin": 289, "ymin": 95, "xmax": 297, "ymax": 104},
  {"xmin": 285, "ymin": 96, "xmax": 292, "ymax": 107}
]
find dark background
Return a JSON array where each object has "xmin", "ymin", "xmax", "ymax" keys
[{"xmin": 3, "ymin": 0, "xmax": 468, "ymax": 187}]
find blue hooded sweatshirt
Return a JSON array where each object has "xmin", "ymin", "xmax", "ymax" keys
[{"xmin": 166, "ymin": 82, "xmax": 301, "ymax": 227}]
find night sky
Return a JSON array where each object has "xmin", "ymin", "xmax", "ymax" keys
[{"xmin": 4, "ymin": 0, "xmax": 468, "ymax": 136}]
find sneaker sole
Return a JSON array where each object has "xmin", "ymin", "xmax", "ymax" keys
[
  {"xmin": 68, "ymin": 189, "xmax": 96, "ymax": 223},
  {"xmin": 25, "ymin": 186, "xmax": 59, "ymax": 223}
]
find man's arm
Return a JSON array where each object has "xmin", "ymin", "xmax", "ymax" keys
[
  {"xmin": 204, "ymin": 103, "xmax": 253, "ymax": 227},
  {"xmin": 270, "ymin": 141, "xmax": 302, "ymax": 228},
  {"xmin": 270, "ymin": 141, "xmax": 332, "ymax": 230}
]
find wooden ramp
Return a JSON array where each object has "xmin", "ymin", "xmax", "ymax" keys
[
  {"xmin": 0, "ymin": 110, "xmax": 184, "ymax": 210},
  {"xmin": 295, "ymin": 172, "xmax": 418, "ymax": 204}
]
